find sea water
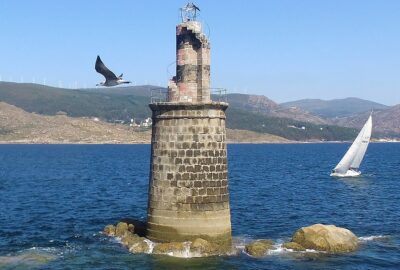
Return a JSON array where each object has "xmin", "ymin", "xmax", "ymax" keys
[{"xmin": 0, "ymin": 143, "xmax": 399, "ymax": 269}]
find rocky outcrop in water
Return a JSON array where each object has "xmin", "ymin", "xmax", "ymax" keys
[
  {"xmin": 282, "ymin": 242, "xmax": 306, "ymax": 251},
  {"xmin": 190, "ymin": 238, "xmax": 222, "ymax": 256},
  {"xmin": 103, "ymin": 225, "xmax": 116, "ymax": 236},
  {"xmin": 103, "ymin": 221, "xmax": 359, "ymax": 257},
  {"xmin": 103, "ymin": 221, "xmax": 230, "ymax": 257},
  {"xmin": 152, "ymin": 242, "xmax": 186, "ymax": 255},
  {"xmin": 291, "ymin": 224, "xmax": 358, "ymax": 253},
  {"xmin": 244, "ymin": 240, "xmax": 274, "ymax": 257},
  {"xmin": 104, "ymin": 221, "xmax": 150, "ymax": 254},
  {"xmin": 115, "ymin": 222, "xmax": 129, "ymax": 237}
]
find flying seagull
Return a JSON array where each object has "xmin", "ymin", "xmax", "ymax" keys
[{"xmin": 95, "ymin": 55, "xmax": 131, "ymax": 87}]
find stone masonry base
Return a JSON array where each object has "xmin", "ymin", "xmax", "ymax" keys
[{"xmin": 147, "ymin": 102, "xmax": 231, "ymax": 246}]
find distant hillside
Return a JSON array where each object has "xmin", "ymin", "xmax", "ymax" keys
[
  {"xmin": 0, "ymin": 82, "xmax": 151, "ymax": 122},
  {"xmin": 332, "ymin": 105, "xmax": 400, "ymax": 138},
  {"xmin": 82, "ymin": 85, "xmax": 157, "ymax": 97},
  {"xmin": 226, "ymin": 108, "xmax": 358, "ymax": 141},
  {"xmin": 0, "ymin": 82, "xmax": 371, "ymax": 141},
  {"xmin": 281, "ymin": 97, "xmax": 388, "ymax": 118},
  {"xmin": 0, "ymin": 102, "xmax": 289, "ymax": 144},
  {"xmin": 226, "ymin": 129, "xmax": 289, "ymax": 143},
  {"xmin": 0, "ymin": 102, "xmax": 150, "ymax": 143},
  {"xmin": 227, "ymin": 94, "xmax": 328, "ymax": 124}
]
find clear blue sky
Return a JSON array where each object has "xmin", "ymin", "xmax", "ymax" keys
[{"xmin": 0, "ymin": 0, "xmax": 399, "ymax": 105}]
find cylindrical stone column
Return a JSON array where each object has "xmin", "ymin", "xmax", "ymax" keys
[{"xmin": 146, "ymin": 103, "xmax": 231, "ymax": 246}]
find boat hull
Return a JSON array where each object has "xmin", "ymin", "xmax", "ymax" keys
[{"xmin": 330, "ymin": 169, "xmax": 361, "ymax": 178}]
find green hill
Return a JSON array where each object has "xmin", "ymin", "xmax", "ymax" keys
[
  {"xmin": 81, "ymin": 85, "xmax": 156, "ymax": 97},
  {"xmin": 226, "ymin": 108, "xmax": 358, "ymax": 141},
  {"xmin": 281, "ymin": 97, "xmax": 388, "ymax": 118},
  {"xmin": 0, "ymin": 82, "xmax": 359, "ymax": 141},
  {"xmin": 0, "ymin": 82, "xmax": 150, "ymax": 122}
]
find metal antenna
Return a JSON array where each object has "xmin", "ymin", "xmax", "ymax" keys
[{"xmin": 180, "ymin": 2, "xmax": 200, "ymax": 22}]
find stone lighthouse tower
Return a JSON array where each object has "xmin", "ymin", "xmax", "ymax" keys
[{"xmin": 146, "ymin": 3, "xmax": 231, "ymax": 246}]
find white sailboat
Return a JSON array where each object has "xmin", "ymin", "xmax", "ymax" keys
[{"xmin": 330, "ymin": 114, "xmax": 373, "ymax": 177}]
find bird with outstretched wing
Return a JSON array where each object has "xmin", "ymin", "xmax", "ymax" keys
[{"xmin": 95, "ymin": 55, "xmax": 130, "ymax": 87}]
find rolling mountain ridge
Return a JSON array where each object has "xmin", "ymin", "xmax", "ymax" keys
[
  {"xmin": 332, "ymin": 105, "xmax": 400, "ymax": 137},
  {"xmin": 0, "ymin": 82, "xmax": 150, "ymax": 121},
  {"xmin": 0, "ymin": 102, "xmax": 289, "ymax": 144},
  {"xmin": 0, "ymin": 82, "xmax": 398, "ymax": 140},
  {"xmin": 227, "ymin": 94, "xmax": 328, "ymax": 125},
  {"xmin": 281, "ymin": 97, "xmax": 388, "ymax": 118}
]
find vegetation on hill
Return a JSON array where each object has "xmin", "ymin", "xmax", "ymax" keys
[
  {"xmin": 281, "ymin": 97, "xmax": 388, "ymax": 118},
  {"xmin": 226, "ymin": 129, "xmax": 289, "ymax": 143},
  {"xmin": 331, "ymin": 105, "xmax": 400, "ymax": 138},
  {"xmin": 225, "ymin": 93, "xmax": 327, "ymax": 124},
  {"xmin": 226, "ymin": 108, "xmax": 358, "ymax": 141},
  {"xmin": 0, "ymin": 82, "xmax": 363, "ymax": 141},
  {"xmin": 82, "ymin": 85, "xmax": 156, "ymax": 97},
  {"xmin": 0, "ymin": 102, "xmax": 289, "ymax": 144},
  {"xmin": 0, "ymin": 82, "xmax": 150, "ymax": 122},
  {"xmin": 0, "ymin": 127, "xmax": 11, "ymax": 135},
  {"xmin": 0, "ymin": 102, "xmax": 151, "ymax": 144}
]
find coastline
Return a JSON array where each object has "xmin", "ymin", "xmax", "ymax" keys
[
  {"xmin": 2, "ymin": 102, "xmax": 399, "ymax": 145},
  {"xmin": 1, "ymin": 140, "xmax": 398, "ymax": 145}
]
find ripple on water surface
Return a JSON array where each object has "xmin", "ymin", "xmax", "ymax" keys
[{"xmin": 0, "ymin": 144, "xmax": 399, "ymax": 269}]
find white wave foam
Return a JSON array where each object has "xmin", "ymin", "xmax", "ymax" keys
[
  {"xmin": 358, "ymin": 235, "xmax": 388, "ymax": 241},
  {"xmin": 143, "ymin": 239, "xmax": 155, "ymax": 254},
  {"xmin": 267, "ymin": 242, "xmax": 325, "ymax": 255},
  {"xmin": 125, "ymin": 238, "xmax": 200, "ymax": 258},
  {"xmin": 241, "ymin": 240, "xmax": 328, "ymax": 257},
  {"xmin": 304, "ymin": 249, "xmax": 325, "ymax": 253},
  {"xmin": 157, "ymin": 241, "xmax": 194, "ymax": 258},
  {"xmin": 267, "ymin": 243, "xmax": 284, "ymax": 255},
  {"xmin": 27, "ymin": 247, "xmax": 59, "ymax": 253},
  {"xmin": 178, "ymin": 241, "xmax": 192, "ymax": 258},
  {"xmin": 232, "ymin": 236, "xmax": 253, "ymax": 250},
  {"xmin": 112, "ymin": 236, "xmax": 123, "ymax": 244},
  {"xmin": 239, "ymin": 241, "xmax": 287, "ymax": 257},
  {"xmin": 111, "ymin": 234, "xmax": 332, "ymax": 258}
]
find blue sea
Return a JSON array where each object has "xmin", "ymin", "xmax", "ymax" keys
[{"xmin": 0, "ymin": 143, "xmax": 399, "ymax": 269}]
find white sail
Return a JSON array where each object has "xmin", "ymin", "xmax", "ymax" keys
[
  {"xmin": 350, "ymin": 115, "xmax": 372, "ymax": 169},
  {"xmin": 332, "ymin": 114, "xmax": 372, "ymax": 176}
]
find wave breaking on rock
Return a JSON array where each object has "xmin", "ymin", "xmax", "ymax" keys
[
  {"xmin": 103, "ymin": 221, "xmax": 361, "ymax": 258},
  {"xmin": 103, "ymin": 221, "xmax": 235, "ymax": 258}
]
